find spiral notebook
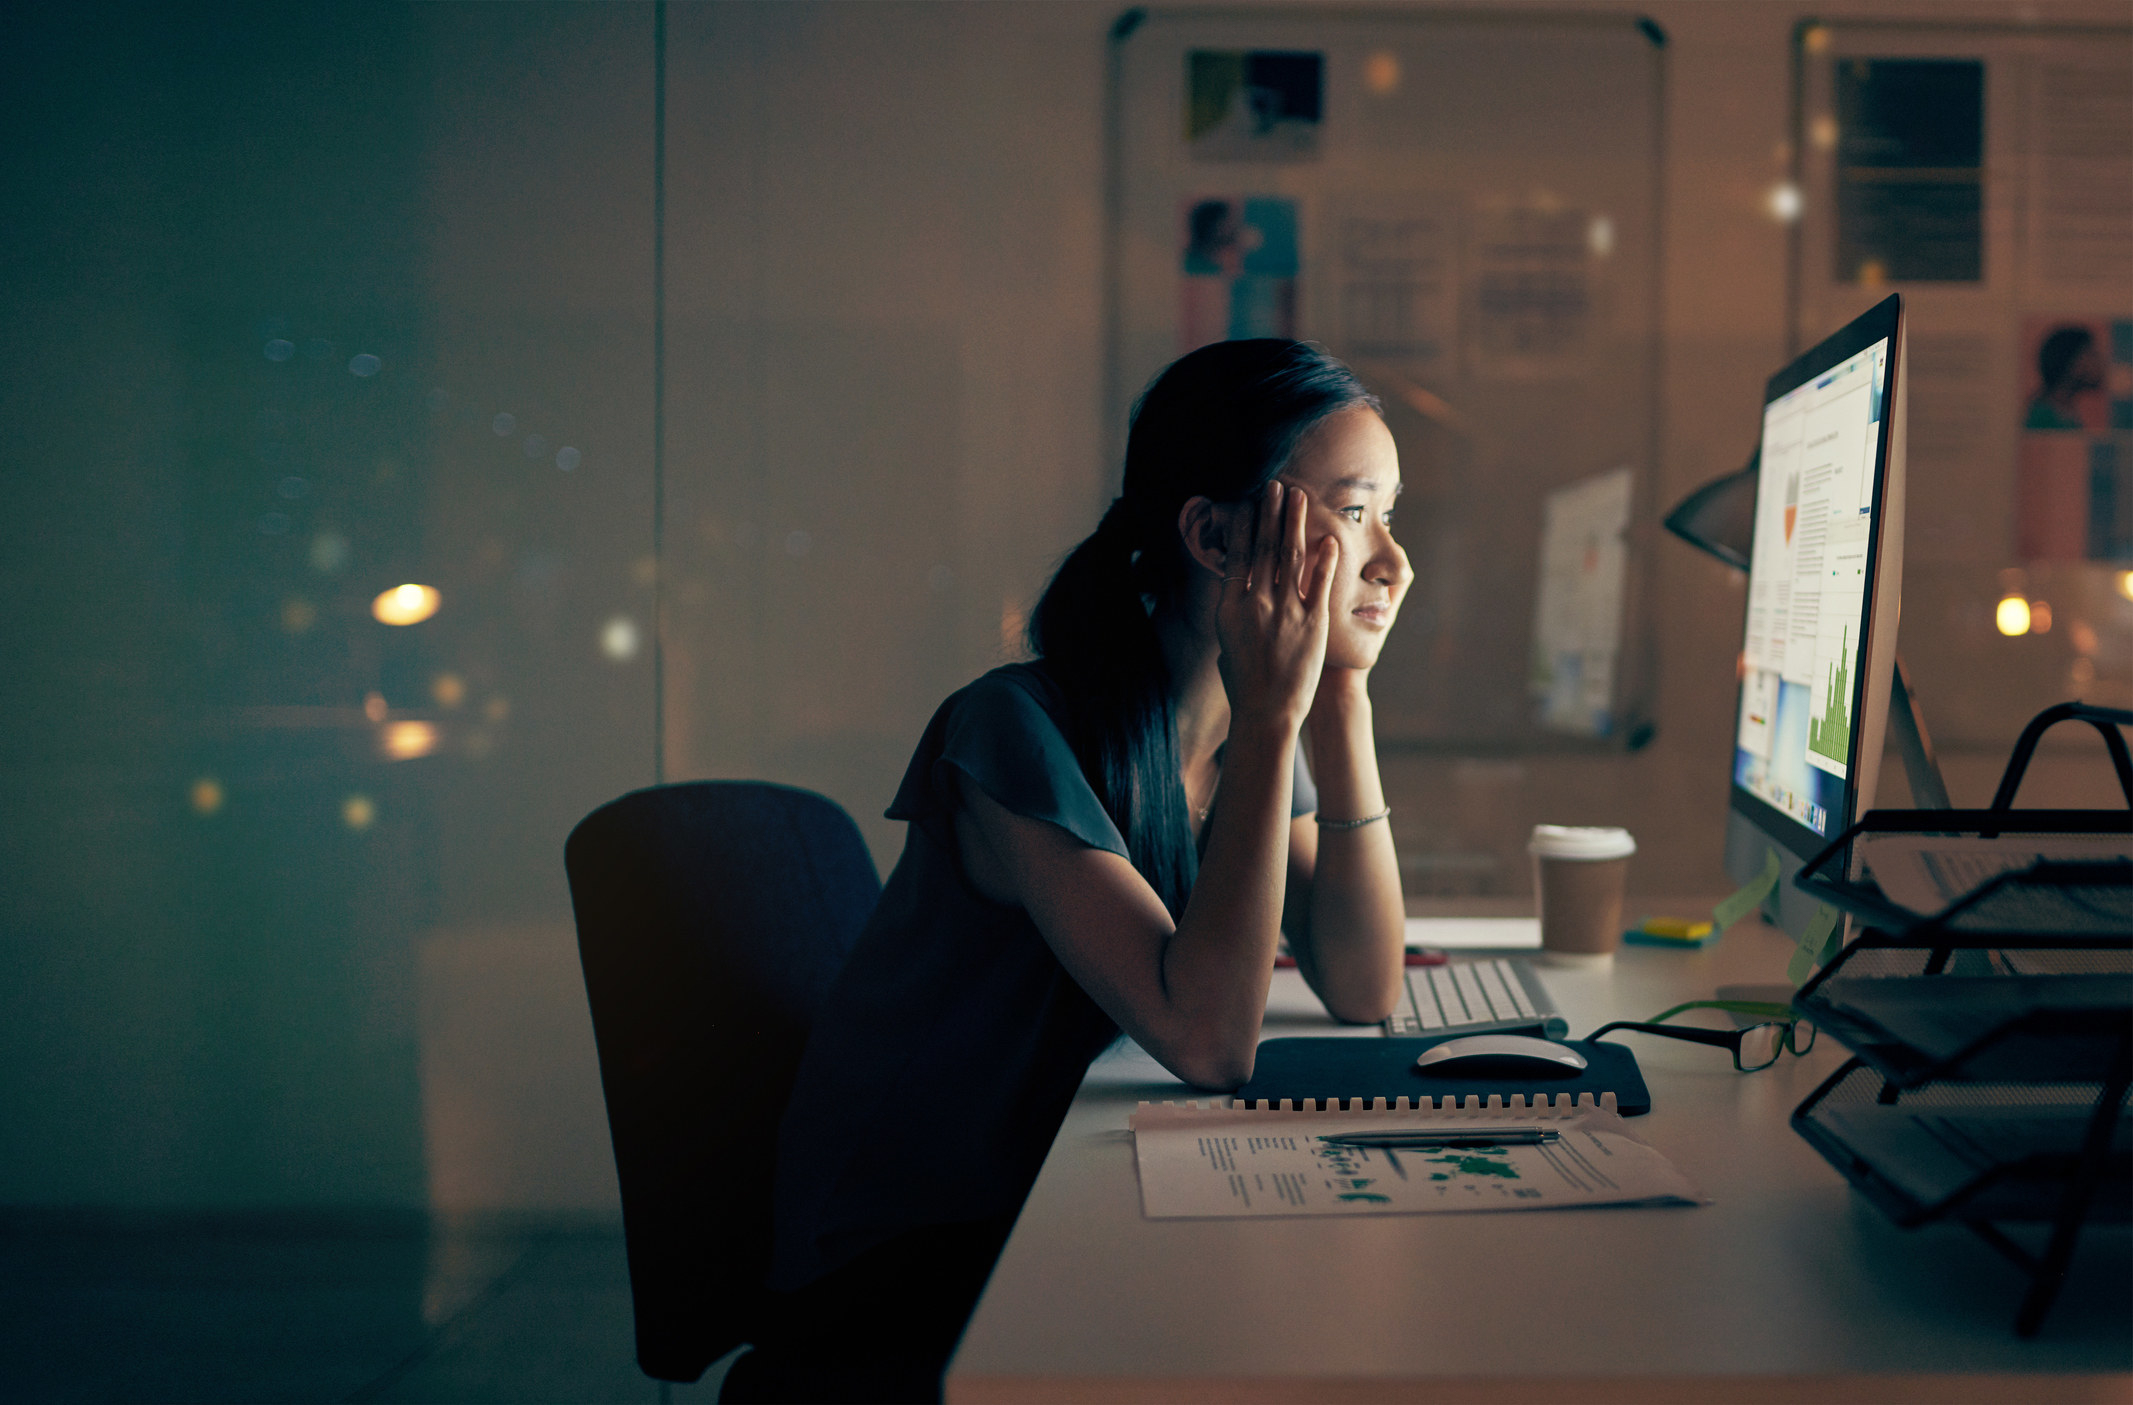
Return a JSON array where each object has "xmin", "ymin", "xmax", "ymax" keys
[{"xmin": 1130, "ymin": 1096, "xmax": 1704, "ymax": 1219}]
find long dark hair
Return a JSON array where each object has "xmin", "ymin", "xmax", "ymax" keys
[{"xmin": 1027, "ymin": 339, "xmax": 1380, "ymax": 916}]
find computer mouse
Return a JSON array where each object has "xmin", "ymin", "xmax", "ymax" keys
[{"xmin": 1413, "ymin": 1034, "xmax": 1588, "ymax": 1075}]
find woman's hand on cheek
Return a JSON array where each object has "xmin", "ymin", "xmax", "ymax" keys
[{"xmin": 1215, "ymin": 481, "xmax": 1340, "ymax": 735}]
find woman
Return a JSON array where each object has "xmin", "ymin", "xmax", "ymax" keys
[{"xmin": 725, "ymin": 339, "xmax": 1412, "ymax": 1403}]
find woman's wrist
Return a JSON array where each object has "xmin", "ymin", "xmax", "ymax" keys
[{"xmin": 1306, "ymin": 667, "xmax": 1373, "ymax": 740}]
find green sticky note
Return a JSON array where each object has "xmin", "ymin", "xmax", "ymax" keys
[
  {"xmin": 1785, "ymin": 903, "xmax": 1843, "ymax": 985},
  {"xmin": 1712, "ymin": 848, "xmax": 1782, "ymax": 934}
]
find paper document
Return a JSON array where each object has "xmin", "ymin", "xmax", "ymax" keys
[
  {"xmin": 1130, "ymin": 1099, "xmax": 1703, "ymax": 1220},
  {"xmin": 1406, "ymin": 917, "xmax": 1541, "ymax": 950},
  {"xmin": 1858, "ymin": 833, "xmax": 2133, "ymax": 917}
]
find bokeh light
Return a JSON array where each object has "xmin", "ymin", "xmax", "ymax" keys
[
  {"xmin": 372, "ymin": 583, "xmax": 440, "ymax": 626},
  {"xmin": 492, "ymin": 413, "xmax": 516, "ymax": 436},
  {"xmin": 2118, "ymin": 570, "xmax": 2133, "ymax": 602},
  {"xmin": 281, "ymin": 597, "xmax": 316, "ymax": 635},
  {"xmin": 348, "ymin": 353, "xmax": 381, "ymax": 377},
  {"xmin": 1587, "ymin": 216, "xmax": 1615, "ymax": 257},
  {"xmin": 1995, "ymin": 595, "xmax": 2032, "ymax": 637},
  {"xmin": 555, "ymin": 446, "xmax": 581, "ymax": 472},
  {"xmin": 310, "ymin": 531, "xmax": 350, "ymax": 574},
  {"xmin": 1809, "ymin": 113, "xmax": 1838, "ymax": 151},
  {"xmin": 432, "ymin": 672, "xmax": 466, "ymax": 709},
  {"xmin": 342, "ymin": 794, "xmax": 376, "ymax": 831},
  {"xmin": 364, "ymin": 691, "xmax": 389, "ymax": 723},
  {"xmin": 600, "ymin": 616, "xmax": 641, "ymax": 661},
  {"xmin": 1362, "ymin": 50, "xmax": 1400, "ymax": 96},
  {"xmin": 382, "ymin": 720, "xmax": 439, "ymax": 760},
  {"xmin": 264, "ymin": 339, "xmax": 295, "ymax": 362},
  {"xmin": 1767, "ymin": 182, "xmax": 1803, "ymax": 222},
  {"xmin": 484, "ymin": 696, "xmax": 511, "ymax": 723},
  {"xmin": 190, "ymin": 777, "xmax": 224, "ymax": 816},
  {"xmin": 2029, "ymin": 600, "xmax": 2053, "ymax": 634}
]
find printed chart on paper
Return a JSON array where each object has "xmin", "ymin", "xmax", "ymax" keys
[{"xmin": 1130, "ymin": 1103, "xmax": 1702, "ymax": 1219}]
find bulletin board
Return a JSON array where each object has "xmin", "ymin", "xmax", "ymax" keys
[
  {"xmin": 1106, "ymin": 8, "xmax": 1668, "ymax": 750},
  {"xmin": 1786, "ymin": 18, "xmax": 2133, "ymax": 746}
]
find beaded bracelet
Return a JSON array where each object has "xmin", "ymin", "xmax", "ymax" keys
[{"xmin": 1315, "ymin": 806, "xmax": 1391, "ymax": 830}]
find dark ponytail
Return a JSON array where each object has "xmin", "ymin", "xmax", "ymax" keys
[{"xmin": 1027, "ymin": 339, "xmax": 1379, "ymax": 917}]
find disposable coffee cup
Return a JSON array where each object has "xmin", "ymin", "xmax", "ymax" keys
[{"xmin": 1529, "ymin": 825, "xmax": 1636, "ymax": 967}]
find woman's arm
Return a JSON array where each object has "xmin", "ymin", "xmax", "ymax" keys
[
  {"xmin": 952, "ymin": 483, "xmax": 1336, "ymax": 1090},
  {"xmin": 1281, "ymin": 670, "xmax": 1405, "ymax": 1024}
]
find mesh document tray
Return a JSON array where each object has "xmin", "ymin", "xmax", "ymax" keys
[
  {"xmin": 1794, "ymin": 810, "xmax": 2133, "ymax": 940},
  {"xmin": 1796, "ymin": 940, "xmax": 2132, "ymax": 1087},
  {"xmin": 1793, "ymin": 1060, "xmax": 2133, "ymax": 1227}
]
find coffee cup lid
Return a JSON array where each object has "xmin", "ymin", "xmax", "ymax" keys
[{"xmin": 1528, "ymin": 824, "xmax": 1636, "ymax": 860}]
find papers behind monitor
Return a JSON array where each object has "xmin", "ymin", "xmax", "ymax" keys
[{"xmin": 1407, "ymin": 916, "xmax": 1542, "ymax": 950}]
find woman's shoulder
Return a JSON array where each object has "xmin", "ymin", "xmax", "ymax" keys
[
  {"xmin": 952, "ymin": 661, "xmax": 1066, "ymax": 714},
  {"xmin": 891, "ymin": 662, "xmax": 1125, "ymax": 856}
]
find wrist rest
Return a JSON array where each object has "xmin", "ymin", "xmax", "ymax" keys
[{"xmin": 1237, "ymin": 1033, "xmax": 1653, "ymax": 1115}]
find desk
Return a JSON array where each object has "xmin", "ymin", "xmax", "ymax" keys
[{"xmin": 949, "ymin": 909, "xmax": 2133, "ymax": 1403}]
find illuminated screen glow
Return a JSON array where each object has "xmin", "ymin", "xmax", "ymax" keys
[{"xmin": 1732, "ymin": 337, "xmax": 1888, "ymax": 839}]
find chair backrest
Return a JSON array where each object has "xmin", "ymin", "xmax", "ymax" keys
[{"xmin": 565, "ymin": 781, "xmax": 880, "ymax": 1382}]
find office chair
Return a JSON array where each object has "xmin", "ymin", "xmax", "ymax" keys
[{"xmin": 565, "ymin": 781, "xmax": 880, "ymax": 1384}]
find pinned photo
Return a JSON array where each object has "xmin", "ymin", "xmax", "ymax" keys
[
  {"xmin": 1186, "ymin": 50, "xmax": 1323, "ymax": 162},
  {"xmin": 2016, "ymin": 315, "xmax": 2133, "ymax": 562},
  {"xmin": 1180, "ymin": 196, "xmax": 1298, "ymax": 353}
]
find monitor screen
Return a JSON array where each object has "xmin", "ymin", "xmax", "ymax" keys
[{"xmin": 1731, "ymin": 315, "xmax": 1895, "ymax": 847}]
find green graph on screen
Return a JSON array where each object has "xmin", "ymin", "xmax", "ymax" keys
[{"xmin": 1808, "ymin": 627, "xmax": 1852, "ymax": 766}]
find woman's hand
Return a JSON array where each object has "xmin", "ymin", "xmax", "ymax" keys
[{"xmin": 1216, "ymin": 481, "xmax": 1340, "ymax": 735}]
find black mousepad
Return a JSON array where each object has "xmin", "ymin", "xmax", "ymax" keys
[{"xmin": 1238, "ymin": 1034, "xmax": 1651, "ymax": 1115}]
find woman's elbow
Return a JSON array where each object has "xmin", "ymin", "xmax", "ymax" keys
[
  {"xmin": 1322, "ymin": 975, "xmax": 1401, "ymax": 1027},
  {"xmin": 1164, "ymin": 1038, "xmax": 1256, "ymax": 1092}
]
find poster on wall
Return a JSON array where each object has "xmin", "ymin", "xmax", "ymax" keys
[
  {"xmin": 1186, "ymin": 50, "xmax": 1323, "ymax": 162},
  {"xmin": 1180, "ymin": 196, "xmax": 1298, "ymax": 353},
  {"xmin": 1834, "ymin": 58, "xmax": 1984, "ymax": 284},
  {"xmin": 2016, "ymin": 315, "xmax": 2133, "ymax": 562}
]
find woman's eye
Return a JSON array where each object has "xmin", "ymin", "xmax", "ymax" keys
[
  {"xmin": 1339, "ymin": 505, "xmax": 1366, "ymax": 522},
  {"xmin": 1381, "ymin": 510, "xmax": 1397, "ymax": 526}
]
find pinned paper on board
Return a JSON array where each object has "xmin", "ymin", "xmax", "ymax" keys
[
  {"xmin": 1324, "ymin": 196, "xmax": 1458, "ymax": 362},
  {"xmin": 1530, "ymin": 466, "xmax": 1633, "ymax": 737},
  {"xmin": 1834, "ymin": 58, "xmax": 1984, "ymax": 285},
  {"xmin": 1185, "ymin": 50, "xmax": 1324, "ymax": 163},
  {"xmin": 1464, "ymin": 200, "xmax": 1597, "ymax": 380}
]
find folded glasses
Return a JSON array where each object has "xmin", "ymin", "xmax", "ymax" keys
[{"xmin": 1587, "ymin": 999, "xmax": 1816, "ymax": 1072}]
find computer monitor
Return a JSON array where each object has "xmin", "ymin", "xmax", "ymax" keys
[{"xmin": 1723, "ymin": 293, "xmax": 1907, "ymax": 939}]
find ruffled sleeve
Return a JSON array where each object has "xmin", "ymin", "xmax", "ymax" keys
[{"xmin": 887, "ymin": 665, "xmax": 1129, "ymax": 860}]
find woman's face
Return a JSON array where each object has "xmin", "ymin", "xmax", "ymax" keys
[{"xmin": 1276, "ymin": 406, "xmax": 1413, "ymax": 670}]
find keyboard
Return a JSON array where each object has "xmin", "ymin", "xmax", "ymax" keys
[{"xmin": 1382, "ymin": 956, "xmax": 1568, "ymax": 1039}]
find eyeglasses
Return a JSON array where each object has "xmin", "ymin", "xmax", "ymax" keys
[{"xmin": 1586, "ymin": 1000, "xmax": 1817, "ymax": 1073}]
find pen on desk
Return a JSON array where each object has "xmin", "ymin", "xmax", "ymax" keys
[{"xmin": 1317, "ymin": 1128, "xmax": 1560, "ymax": 1149}]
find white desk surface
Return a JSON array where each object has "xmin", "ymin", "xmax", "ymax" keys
[{"xmin": 949, "ymin": 907, "xmax": 2133, "ymax": 1404}]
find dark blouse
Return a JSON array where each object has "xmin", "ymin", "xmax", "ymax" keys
[{"xmin": 767, "ymin": 663, "xmax": 1315, "ymax": 1291}]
